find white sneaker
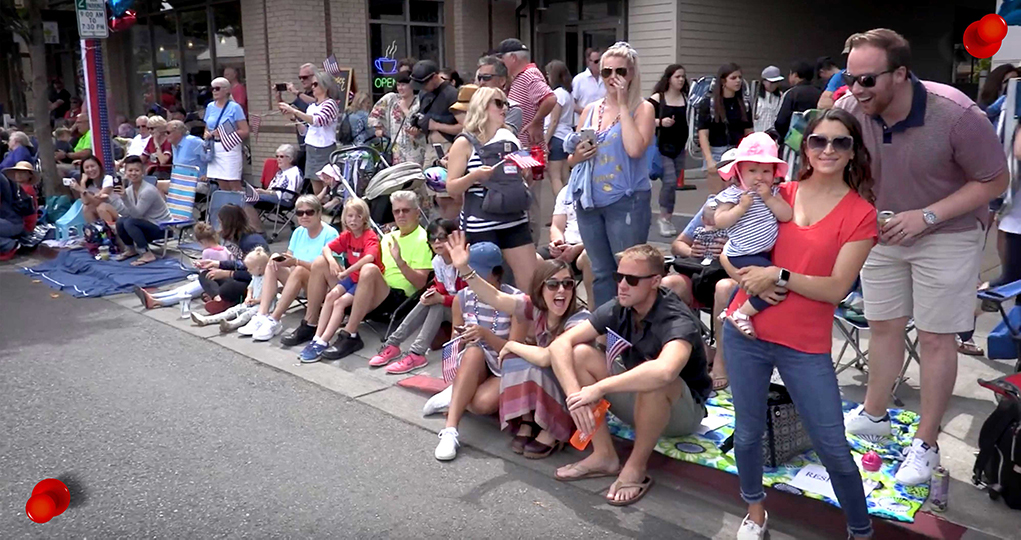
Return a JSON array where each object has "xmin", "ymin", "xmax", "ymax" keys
[
  {"xmin": 253, "ymin": 317, "xmax": 282, "ymax": 341},
  {"xmin": 657, "ymin": 217, "xmax": 678, "ymax": 238},
  {"xmin": 737, "ymin": 512, "xmax": 767, "ymax": 540},
  {"xmin": 435, "ymin": 427, "xmax": 459, "ymax": 461},
  {"xmin": 844, "ymin": 405, "xmax": 892, "ymax": 438},
  {"xmin": 237, "ymin": 315, "xmax": 267, "ymax": 336},
  {"xmin": 895, "ymin": 438, "xmax": 939, "ymax": 486},
  {"xmin": 423, "ymin": 385, "xmax": 453, "ymax": 416}
]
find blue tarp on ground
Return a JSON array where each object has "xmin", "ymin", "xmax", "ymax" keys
[{"xmin": 20, "ymin": 250, "xmax": 193, "ymax": 298}]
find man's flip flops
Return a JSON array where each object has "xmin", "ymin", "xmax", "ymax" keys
[
  {"xmin": 554, "ymin": 463, "xmax": 620, "ymax": 482},
  {"xmin": 606, "ymin": 476, "xmax": 654, "ymax": 507}
]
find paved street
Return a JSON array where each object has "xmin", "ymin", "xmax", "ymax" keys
[{"xmin": 0, "ymin": 271, "xmax": 724, "ymax": 539}]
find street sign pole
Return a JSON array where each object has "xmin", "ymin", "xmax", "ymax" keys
[{"xmin": 76, "ymin": 0, "xmax": 112, "ymax": 167}]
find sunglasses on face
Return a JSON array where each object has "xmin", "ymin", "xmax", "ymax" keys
[
  {"xmin": 212, "ymin": 86, "xmax": 227, "ymax": 91},
  {"xmin": 392, "ymin": 207, "xmax": 414, "ymax": 215},
  {"xmin": 428, "ymin": 233, "xmax": 448, "ymax": 243},
  {"xmin": 294, "ymin": 209, "xmax": 317, "ymax": 217},
  {"xmin": 491, "ymin": 99, "xmax": 507, "ymax": 109},
  {"xmin": 311, "ymin": 82, "xmax": 319, "ymax": 88},
  {"xmin": 275, "ymin": 154, "xmax": 289, "ymax": 158},
  {"xmin": 806, "ymin": 134, "xmax": 854, "ymax": 152},
  {"xmin": 612, "ymin": 271, "xmax": 658, "ymax": 286},
  {"xmin": 600, "ymin": 67, "xmax": 628, "ymax": 79},
  {"xmin": 544, "ymin": 278, "xmax": 576, "ymax": 292},
  {"xmin": 477, "ymin": 73, "xmax": 495, "ymax": 82},
  {"xmin": 840, "ymin": 69, "xmax": 894, "ymax": 88},
  {"xmin": 137, "ymin": 124, "xmax": 148, "ymax": 129},
  {"xmin": 298, "ymin": 74, "xmax": 312, "ymax": 81}
]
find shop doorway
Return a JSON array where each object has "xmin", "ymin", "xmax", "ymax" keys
[{"xmin": 532, "ymin": 1, "xmax": 624, "ymax": 76}]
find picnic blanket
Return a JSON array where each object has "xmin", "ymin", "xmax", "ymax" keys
[
  {"xmin": 21, "ymin": 250, "xmax": 193, "ymax": 298},
  {"xmin": 607, "ymin": 390, "xmax": 928, "ymax": 523}
]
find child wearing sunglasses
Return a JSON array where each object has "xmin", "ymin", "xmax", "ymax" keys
[
  {"xmin": 713, "ymin": 132, "xmax": 793, "ymax": 338},
  {"xmin": 369, "ymin": 219, "xmax": 467, "ymax": 374}
]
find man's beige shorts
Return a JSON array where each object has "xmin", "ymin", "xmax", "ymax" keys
[{"xmin": 861, "ymin": 228, "xmax": 984, "ymax": 334}]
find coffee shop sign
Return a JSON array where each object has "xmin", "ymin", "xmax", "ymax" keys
[{"xmin": 374, "ymin": 41, "xmax": 398, "ymax": 89}]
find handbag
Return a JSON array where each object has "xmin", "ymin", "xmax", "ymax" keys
[
  {"xmin": 460, "ymin": 133, "xmax": 531, "ymax": 216},
  {"xmin": 720, "ymin": 383, "xmax": 813, "ymax": 468},
  {"xmin": 204, "ymin": 102, "xmax": 231, "ymax": 162}
]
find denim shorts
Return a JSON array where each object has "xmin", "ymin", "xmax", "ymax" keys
[
  {"xmin": 548, "ymin": 136, "xmax": 568, "ymax": 161},
  {"xmin": 703, "ymin": 145, "xmax": 733, "ymax": 171}
]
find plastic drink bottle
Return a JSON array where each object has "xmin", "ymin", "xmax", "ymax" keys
[{"xmin": 569, "ymin": 399, "xmax": 611, "ymax": 450}]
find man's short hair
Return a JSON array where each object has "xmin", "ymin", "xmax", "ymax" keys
[
  {"xmin": 477, "ymin": 55, "xmax": 509, "ymax": 78},
  {"xmin": 123, "ymin": 155, "xmax": 144, "ymax": 168},
  {"xmin": 584, "ymin": 47, "xmax": 601, "ymax": 60},
  {"xmin": 790, "ymin": 61, "xmax": 814, "ymax": 81},
  {"xmin": 846, "ymin": 28, "xmax": 911, "ymax": 71},
  {"xmin": 816, "ymin": 56, "xmax": 838, "ymax": 76},
  {"xmin": 621, "ymin": 244, "xmax": 664, "ymax": 275},
  {"xmin": 390, "ymin": 190, "xmax": 419, "ymax": 208},
  {"xmin": 9, "ymin": 131, "xmax": 29, "ymax": 147},
  {"xmin": 167, "ymin": 120, "xmax": 188, "ymax": 134}
]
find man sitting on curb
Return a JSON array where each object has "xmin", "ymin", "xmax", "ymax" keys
[
  {"xmin": 322, "ymin": 191, "xmax": 433, "ymax": 360},
  {"xmin": 547, "ymin": 244, "xmax": 711, "ymax": 506}
]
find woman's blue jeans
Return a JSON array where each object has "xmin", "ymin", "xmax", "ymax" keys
[
  {"xmin": 575, "ymin": 190, "xmax": 652, "ymax": 307},
  {"xmin": 722, "ymin": 324, "xmax": 873, "ymax": 538}
]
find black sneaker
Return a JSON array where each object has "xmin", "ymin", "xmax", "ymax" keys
[
  {"xmin": 280, "ymin": 319, "xmax": 316, "ymax": 347},
  {"xmin": 322, "ymin": 330, "xmax": 364, "ymax": 360}
]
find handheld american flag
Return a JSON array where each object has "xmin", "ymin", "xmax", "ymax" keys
[
  {"xmin": 441, "ymin": 336, "xmax": 463, "ymax": 384},
  {"xmin": 249, "ymin": 114, "xmax": 262, "ymax": 141},
  {"xmin": 242, "ymin": 181, "xmax": 261, "ymax": 204},
  {"xmin": 604, "ymin": 329, "xmax": 631, "ymax": 371},
  {"xmin": 505, "ymin": 150, "xmax": 543, "ymax": 169},
  {"xmin": 216, "ymin": 119, "xmax": 243, "ymax": 152},
  {"xmin": 323, "ymin": 54, "xmax": 341, "ymax": 78}
]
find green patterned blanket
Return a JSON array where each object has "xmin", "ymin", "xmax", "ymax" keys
[{"xmin": 606, "ymin": 390, "xmax": 929, "ymax": 522}]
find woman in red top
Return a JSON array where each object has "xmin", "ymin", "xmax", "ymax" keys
[
  {"xmin": 719, "ymin": 108, "xmax": 877, "ymax": 540},
  {"xmin": 142, "ymin": 115, "xmax": 174, "ymax": 179}
]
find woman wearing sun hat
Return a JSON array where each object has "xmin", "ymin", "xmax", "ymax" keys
[{"xmin": 0, "ymin": 161, "xmax": 38, "ymax": 256}]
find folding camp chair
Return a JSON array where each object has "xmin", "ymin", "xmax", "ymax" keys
[
  {"xmin": 253, "ymin": 178, "xmax": 304, "ymax": 241},
  {"xmin": 207, "ymin": 189, "xmax": 244, "ymax": 231},
  {"xmin": 978, "ymin": 279, "xmax": 1021, "ymax": 374},
  {"xmin": 833, "ymin": 305, "xmax": 922, "ymax": 407},
  {"xmin": 153, "ymin": 164, "xmax": 199, "ymax": 258}
]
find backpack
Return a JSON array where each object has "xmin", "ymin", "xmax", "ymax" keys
[
  {"xmin": 337, "ymin": 113, "xmax": 354, "ymax": 146},
  {"xmin": 83, "ymin": 220, "xmax": 120, "ymax": 257},
  {"xmin": 686, "ymin": 76, "xmax": 752, "ymax": 159},
  {"xmin": 973, "ymin": 374, "xmax": 1021, "ymax": 510},
  {"xmin": 459, "ymin": 132, "xmax": 532, "ymax": 218}
]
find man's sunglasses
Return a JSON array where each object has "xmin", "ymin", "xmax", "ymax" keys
[
  {"xmin": 137, "ymin": 125, "xmax": 148, "ymax": 129},
  {"xmin": 298, "ymin": 74, "xmax": 312, "ymax": 81},
  {"xmin": 840, "ymin": 69, "xmax": 893, "ymax": 88},
  {"xmin": 600, "ymin": 67, "xmax": 628, "ymax": 79},
  {"xmin": 294, "ymin": 209, "xmax": 317, "ymax": 217},
  {"xmin": 612, "ymin": 272, "xmax": 658, "ymax": 286},
  {"xmin": 544, "ymin": 278, "xmax": 576, "ymax": 291},
  {"xmin": 806, "ymin": 134, "xmax": 854, "ymax": 152},
  {"xmin": 392, "ymin": 207, "xmax": 414, "ymax": 215},
  {"xmin": 477, "ymin": 73, "xmax": 496, "ymax": 82}
]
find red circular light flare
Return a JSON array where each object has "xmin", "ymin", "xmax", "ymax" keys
[
  {"xmin": 964, "ymin": 20, "xmax": 1002, "ymax": 58},
  {"xmin": 25, "ymin": 479, "xmax": 70, "ymax": 523},
  {"xmin": 978, "ymin": 14, "xmax": 1008, "ymax": 44}
]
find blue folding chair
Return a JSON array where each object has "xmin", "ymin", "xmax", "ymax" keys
[
  {"xmin": 153, "ymin": 164, "xmax": 199, "ymax": 257},
  {"xmin": 208, "ymin": 189, "xmax": 244, "ymax": 232},
  {"xmin": 979, "ymin": 279, "xmax": 1021, "ymax": 373}
]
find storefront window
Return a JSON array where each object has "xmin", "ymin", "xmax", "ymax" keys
[
  {"xmin": 128, "ymin": 24, "xmax": 155, "ymax": 117},
  {"xmin": 179, "ymin": 9, "xmax": 210, "ymax": 111},
  {"xmin": 369, "ymin": 0, "xmax": 444, "ymax": 101},
  {"xmin": 151, "ymin": 13, "xmax": 183, "ymax": 114}
]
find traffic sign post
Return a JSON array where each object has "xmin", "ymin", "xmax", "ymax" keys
[{"xmin": 75, "ymin": 0, "xmax": 108, "ymax": 39}]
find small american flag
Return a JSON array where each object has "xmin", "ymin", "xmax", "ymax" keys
[
  {"xmin": 323, "ymin": 54, "xmax": 341, "ymax": 78},
  {"xmin": 249, "ymin": 114, "xmax": 262, "ymax": 141},
  {"xmin": 242, "ymin": 182, "xmax": 261, "ymax": 204},
  {"xmin": 441, "ymin": 336, "xmax": 463, "ymax": 384},
  {"xmin": 605, "ymin": 329, "xmax": 631, "ymax": 371},
  {"xmin": 216, "ymin": 119, "xmax": 243, "ymax": 152},
  {"xmin": 504, "ymin": 150, "xmax": 543, "ymax": 169}
]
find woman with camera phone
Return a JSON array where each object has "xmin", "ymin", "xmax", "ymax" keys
[{"xmin": 278, "ymin": 68, "xmax": 341, "ymax": 197}]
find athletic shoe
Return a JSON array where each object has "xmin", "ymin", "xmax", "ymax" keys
[
  {"xmin": 435, "ymin": 427, "xmax": 460, "ymax": 461},
  {"xmin": 281, "ymin": 319, "xmax": 316, "ymax": 347},
  {"xmin": 737, "ymin": 512, "xmax": 767, "ymax": 540},
  {"xmin": 423, "ymin": 385, "xmax": 453, "ymax": 416},
  {"xmin": 895, "ymin": 438, "xmax": 939, "ymax": 486},
  {"xmin": 369, "ymin": 344, "xmax": 402, "ymax": 367},
  {"xmin": 657, "ymin": 217, "xmax": 678, "ymax": 238},
  {"xmin": 237, "ymin": 315, "xmax": 267, "ymax": 336},
  {"xmin": 299, "ymin": 341, "xmax": 328, "ymax": 363},
  {"xmin": 321, "ymin": 330, "xmax": 363, "ymax": 360},
  {"xmin": 385, "ymin": 353, "xmax": 427, "ymax": 374},
  {"xmin": 844, "ymin": 405, "xmax": 892, "ymax": 437},
  {"xmin": 252, "ymin": 317, "xmax": 282, "ymax": 341}
]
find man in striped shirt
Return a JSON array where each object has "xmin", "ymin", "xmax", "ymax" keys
[{"xmin": 497, "ymin": 39, "xmax": 555, "ymax": 150}]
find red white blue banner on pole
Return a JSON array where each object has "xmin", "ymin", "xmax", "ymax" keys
[{"xmin": 81, "ymin": 38, "xmax": 112, "ymax": 167}]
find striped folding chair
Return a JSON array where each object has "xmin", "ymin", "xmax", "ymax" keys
[{"xmin": 154, "ymin": 164, "xmax": 200, "ymax": 257}]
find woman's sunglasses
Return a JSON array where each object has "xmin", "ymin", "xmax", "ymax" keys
[
  {"xmin": 544, "ymin": 278, "xmax": 576, "ymax": 291},
  {"xmin": 600, "ymin": 67, "xmax": 628, "ymax": 79},
  {"xmin": 491, "ymin": 99, "xmax": 507, "ymax": 109},
  {"xmin": 428, "ymin": 233, "xmax": 448, "ymax": 243},
  {"xmin": 840, "ymin": 69, "xmax": 893, "ymax": 88},
  {"xmin": 275, "ymin": 154, "xmax": 289, "ymax": 158},
  {"xmin": 612, "ymin": 272, "xmax": 658, "ymax": 286},
  {"xmin": 806, "ymin": 134, "xmax": 854, "ymax": 152},
  {"xmin": 294, "ymin": 209, "xmax": 317, "ymax": 217}
]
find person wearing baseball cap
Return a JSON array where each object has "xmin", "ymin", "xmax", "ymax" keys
[
  {"xmin": 434, "ymin": 240, "xmax": 523, "ymax": 461},
  {"xmin": 409, "ymin": 60, "xmax": 462, "ymax": 146},
  {"xmin": 754, "ymin": 67, "xmax": 785, "ymax": 133},
  {"xmin": 495, "ymin": 38, "xmax": 555, "ymax": 150}
]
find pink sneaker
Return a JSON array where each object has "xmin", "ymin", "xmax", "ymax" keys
[
  {"xmin": 369, "ymin": 344, "xmax": 402, "ymax": 367},
  {"xmin": 385, "ymin": 353, "xmax": 428, "ymax": 374}
]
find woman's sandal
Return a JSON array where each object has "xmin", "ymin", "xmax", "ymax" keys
[
  {"xmin": 726, "ymin": 311, "xmax": 757, "ymax": 339},
  {"xmin": 510, "ymin": 421, "xmax": 536, "ymax": 454},
  {"xmin": 712, "ymin": 376, "xmax": 730, "ymax": 391},
  {"xmin": 522, "ymin": 439, "xmax": 565, "ymax": 460},
  {"xmin": 606, "ymin": 476, "xmax": 654, "ymax": 507}
]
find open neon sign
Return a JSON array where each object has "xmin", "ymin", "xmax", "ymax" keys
[{"xmin": 373, "ymin": 41, "xmax": 398, "ymax": 90}]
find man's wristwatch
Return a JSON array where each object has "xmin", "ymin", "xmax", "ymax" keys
[
  {"xmin": 922, "ymin": 209, "xmax": 938, "ymax": 227},
  {"xmin": 776, "ymin": 268, "xmax": 791, "ymax": 287}
]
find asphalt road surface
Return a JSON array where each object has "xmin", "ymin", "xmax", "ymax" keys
[{"xmin": 0, "ymin": 271, "xmax": 707, "ymax": 539}]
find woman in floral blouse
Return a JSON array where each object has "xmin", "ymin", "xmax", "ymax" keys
[{"xmin": 368, "ymin": 72, "xmax": 426, "ymax": 166}]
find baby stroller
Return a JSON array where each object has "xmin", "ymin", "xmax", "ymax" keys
[{"xmin": 326, "ymin": 145, "xmax": 426, "ymax": 232}]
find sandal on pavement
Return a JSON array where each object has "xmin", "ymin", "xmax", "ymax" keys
[
  {"xmin": 957, "ymin": 338, "xmax": 984, "ymax": 357},
  {"xmin": 606, "ymin": 476, "xmax": 654, "ymax": 507},
  {"xmin": 554, "ymin": 462, "xmax": 620, "ymax": 482},
  {"xmin": 523, "ymin": 439, "xmax": 564, "ymax": 459},
  {"xmin": 726, "ymin": 311, "xmax": 757, "ymax": 339}
]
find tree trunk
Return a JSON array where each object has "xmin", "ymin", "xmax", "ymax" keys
[{"xmin": 27, "ymin": 0, "xmax": 58, "ymax": 196}]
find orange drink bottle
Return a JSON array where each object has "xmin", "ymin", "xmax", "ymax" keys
[{"xmin": 569, "ymin": 399, "xmax": 611, "ymax": 450}]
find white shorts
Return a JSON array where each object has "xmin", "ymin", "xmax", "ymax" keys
[
  {"xmin": 206, "ymin": 142, "xmax": 243, "ymax": 181},
  {"xmin": 861, "ymin": 228, "xmax": 984, "ymax": 334}
]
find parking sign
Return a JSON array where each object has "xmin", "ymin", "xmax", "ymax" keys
[{"xmin": 75, "ymin": 0, "xmax": 108, "ymax": 39}]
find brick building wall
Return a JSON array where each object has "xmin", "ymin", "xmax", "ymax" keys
[{"xmin": 451, "ymin": 0, "xmax": 519, "ymax": 80}]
